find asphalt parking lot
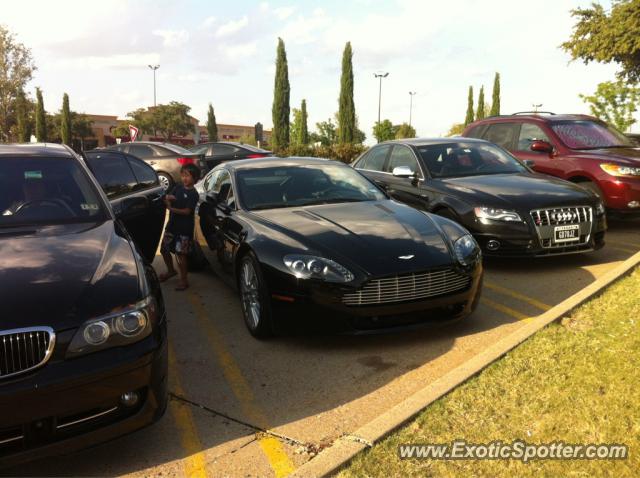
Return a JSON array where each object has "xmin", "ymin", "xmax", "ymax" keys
[{"xmin": 7, "ymin": 220, "xmax": 639, "ymax": 478}]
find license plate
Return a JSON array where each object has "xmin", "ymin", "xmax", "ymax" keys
[{"xmin": 554, "ymin": 225, "xmax": 580, "ymax": 243}]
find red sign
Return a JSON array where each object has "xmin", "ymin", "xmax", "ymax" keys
[{"xmin": 129, "ymin": 125, "xmax": 139, "ymax": 142}]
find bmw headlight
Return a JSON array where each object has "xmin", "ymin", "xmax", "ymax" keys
[
  {"xmin": 66, "ymin": 296, "xmax": 158, "ymax": 357},
  {"xmin": 474, "ymin": 207, "xmax": 522, "ymax": 222},
  {"xmin": 454, "ymin": 234, "xmax": 481, "ymax": 266},
  {"xmin": 284, "ymin": 254, "xmax": 354, "ymax": 283}
]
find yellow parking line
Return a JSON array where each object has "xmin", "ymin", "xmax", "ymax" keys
[
  {"xmin": 606, "ymin": 239, "xmax": 640, "ymax": 249},
  {"xmin": 168, "ymin": 345, "xmax": 208, "ymax": 478},
  {"xmin": 484, "ymin": 281, "xmax": 552, "ymax": 311},
  {"xmin": 481, "ymin": 297, "xmax": 534, "ymax": 323},
  {"xmin": 187, "ymin": 292, "xmax": 296, "ymax": 478}
]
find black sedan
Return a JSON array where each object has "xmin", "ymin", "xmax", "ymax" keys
[
  {"xmin": 0, "ymin": 144, "xmax": 167, "ymax": 466},
  {"xmin": 353, "ymin": 138, "xmax": 607, "ymax": 257},
  {"xmin": 195, "ymin": 157, "xmax": 483, "ymax": 337},
  {"xmin": 189, "ymin": 141, "xmax": 272, "ymax": 172}
]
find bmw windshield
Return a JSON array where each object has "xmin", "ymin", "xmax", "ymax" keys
[
  {"xmin": 236, "ymin": 164, "xmax": 386, "ymax": 210},
  {"xmin": 417, "ymin": 143, "xmax": 528, "ymax": 178},
  {"xmin": 0, "ymin": 157, "xmax": 107, "ymax": 226}
]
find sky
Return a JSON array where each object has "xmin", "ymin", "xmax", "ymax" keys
[{"xmin": 2, "ymin": 0, "xmax": 625, "ymax": 143}]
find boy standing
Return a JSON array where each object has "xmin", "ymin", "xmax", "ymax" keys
[{"xmin": 159, "ymin": 163, "xmax": 200, "ymax": 290}]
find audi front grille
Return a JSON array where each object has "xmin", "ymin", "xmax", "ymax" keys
[
  {"xmin": 342, "ymin": 269, "xmax": 471, "ymax": 306},
  {"xmin": 0, "ymin": 327, "xmax": 55, "ymax": 380},
  {"xmin": 530, "ymin": 206, "xmax": 593, "ymax": 249}
]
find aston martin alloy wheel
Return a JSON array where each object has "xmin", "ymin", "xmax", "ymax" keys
[{"xmin": 239, "ymin": 253, "xmax": 273, "ymax": 338}]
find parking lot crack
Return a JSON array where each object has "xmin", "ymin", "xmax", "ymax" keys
[
  {"xmin": 170, "ymin": 392, "xmax": 320, "ymax": 452},
  {"xmin": 341, "ymin": 434, "xmax": 374, "ymax": 448}
]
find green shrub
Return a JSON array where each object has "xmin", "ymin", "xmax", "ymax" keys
[{"xmin": 276, "ymin": 143, "xmax": 367, "ymax": 164}]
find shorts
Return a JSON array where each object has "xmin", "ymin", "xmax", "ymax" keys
[{"xmin": 161, "ymin": 231, "xmax": 193, "ymax": 255}]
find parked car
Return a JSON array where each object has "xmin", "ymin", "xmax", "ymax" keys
[
  {"xmin": 189, "ymin": 141, "xmax": 272, "ymax": 172},
  {"xmin": 105, "ymin": 141, "xmax": 203, "ymax": 191},
  {"xmin": 0, "ymin": 143, "xmax": 167, "ymax": 467},
  {"xmin": 462, "ymin": 113, "xmax": 640, "ymax": 218},
  {"xmin": 353, "ymin": 138, "xmax": 607, "ymax": 257},
  {"xmin": 195, "ymin": 157, "xmax": 483, "ymax": 337},
  {"xmin": 625, "ymin": 133, "xmax": 640, "ymax": 147}
]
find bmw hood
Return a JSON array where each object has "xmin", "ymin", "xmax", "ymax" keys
[
  {"xmin": 0, "ymin": 221, "xmax": 140, "ymax": 330},
  {"xmin": 436, "ymin": 173, "xmax": 597, "ymax": 210},
  {"xmin": 252, "ymin": 200, "xmax": 460, "ymax": 277}
]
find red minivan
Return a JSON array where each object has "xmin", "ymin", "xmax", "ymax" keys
[{"xmin": 463, "ymin": 113, "xmax": 640, "ymax": 217}]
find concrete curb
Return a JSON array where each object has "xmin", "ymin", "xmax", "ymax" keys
[{"xmin": 289, "ymin": 250, "xmax": 640, "ymax": 478}]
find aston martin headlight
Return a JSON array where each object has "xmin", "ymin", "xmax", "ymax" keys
[
  {"xmin": 284, "ymin": 255, "xmax": 354, "ymax": 283},
  {"xmin": 67, "ymin": 296, "xmax": 157, "ymax": 357},
  {"xmin": 454, "ymin": 234, "xmax": 481, "ymax": 266},
  {"xmin": 600, "ymin": 163, "xmax": 640, "ymax": 177},
  {"xmin": 474, "ymin": 207, "xmax": 522, "ymax": 222}
]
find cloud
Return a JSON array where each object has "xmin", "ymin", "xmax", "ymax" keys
[
  {"xmin": 51, "ymin": 53, "xmax": 161, "ymax": 71},
  {"xmin": 274, "ymin": 6, "xmax": 295, "ymax": 20},
  {"xmin": 201, "ymin": 16, "xmax": 217, "ymax": 29},
  {"xmin": 216, "ymin": 16, "xmax": 249, "ymax": 38},
  {"xmin": 224, "ymin": 42, "xmax": 258, "ymax": 59},
  {"xmin": 153, "ymin": 29, "xmax": 190, "ymax": 47}
]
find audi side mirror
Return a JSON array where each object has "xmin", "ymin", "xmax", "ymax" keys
[
  {"xmin": 530, "ymin": 140, "xmax": 553, "ymax": 154},
  {"xmin": 392, "ymin": 166, "xmax": 415, "ymax": 178}
]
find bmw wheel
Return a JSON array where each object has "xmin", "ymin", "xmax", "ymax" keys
[{"xmin": 239, "ymin": 253, "xmax": 273, "ymax": 338}]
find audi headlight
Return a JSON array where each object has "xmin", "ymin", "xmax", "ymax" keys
[
  {"xmin": 454, "ymin": 234, "xmax": 481, "ymax": 266},
  {"xmin": 284, "ymin": 254, "xmax": 354, "ymax": 283},
  {"xmin": 600, "ymin": 163, "xmax": 640, "ymax": 177},
  {"xmin": 474, "ymin": 207, "xmax": 522, "ymax": 222},
  {"xmin": 67, "ymin": 296, "xmax": 157, "ymax": 357}
]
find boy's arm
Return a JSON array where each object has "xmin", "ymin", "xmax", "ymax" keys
[{"xmin": 167, "ymin": 206, "xmax": 193, "ymax": 216}]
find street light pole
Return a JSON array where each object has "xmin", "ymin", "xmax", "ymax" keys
[
  {"xmin": 148, "ymin": 65, "xmax": 160, "ymax": 106},
  {"xmin": 374, "ymin": 72, "xmax": 389, "ymax": 126},
  {"xmin": 409, "ymin": 91, "xmax": 417, "ymax": 127}
]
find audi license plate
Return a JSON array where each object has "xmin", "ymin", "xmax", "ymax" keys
[{"xmin": 554, "ymin": 224, "xmax": 580, "ymax": 243}]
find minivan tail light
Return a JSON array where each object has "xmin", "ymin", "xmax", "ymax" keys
[{"xmin": 177, "ymin": 157, "xmax": 195, "ymax": 165}]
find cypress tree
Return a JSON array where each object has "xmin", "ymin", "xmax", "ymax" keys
[
  {"xmin": 206, "ymin": 103, "xmax": 218, "ymax": 142},
  {"xmin": 61, "ymin": 93, "xmax": 71, "ymax": 145},
  {"xmin": 476, "ymin": 86, "xmax": 485, "ymax": 120},
  {"xmin": 15, "ymin": 89, "xmax": 30, "ymax": 142},
  {"xmin": 490, "ymin": 72, "xmax": 501, "ymax": 116},
  {"xmin": 337, "ymin": 42, "xmax": 356, "ymax": 143},
  {"xmin": 271, "ymin": 37, "xmax": 290, "ymax": 151},
  {"xmin": 299, "ymin": 99, "xmax": 309, "ymax": 144},
  {"xmin": 464, "ymin": 86, "xmax": 474, "ymax": 126},
  {"xmin": 35, "ymin": 87, "xmax": 47, "ymax": 142}
]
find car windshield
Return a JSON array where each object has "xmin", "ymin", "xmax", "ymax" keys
[
  {"xmin": 160, "ymin": 143, "xmax": 193, "ymax": 155},
  {"xmin": 236, "ymin": 163, "xmax": 386, "ymax": 210},
  {"xmin": 0, "ymin": 157, "xmax": 106, "ymax": 227},
  {"xmin": 551, "ymin": 121, "xmax": 632, "ymax": 150},
  {"xmin": 417, "ymin": 143, "xmax": 527, "ymax": 178}
]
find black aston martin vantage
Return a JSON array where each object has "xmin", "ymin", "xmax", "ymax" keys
[
  {"xmin": 353, "ymin": 138, "xmax": 607, "ymax": 257},
  {"xmin": 195, "ymin": 157, "xmax": 483, "ymax": 337}
]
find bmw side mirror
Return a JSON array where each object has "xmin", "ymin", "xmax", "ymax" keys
[
  {"xmin": 530, "ymin": 140, "xmax": 553, "ymax": 154},
  {"xmin": 392, "ymin": 166, "xmax": 415, "ymax": 178}
]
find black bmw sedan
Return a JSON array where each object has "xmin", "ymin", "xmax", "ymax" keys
[
  {"xmin": 195, "ymin": 157, "xmax": 483, "ymax": 337},
  {"xmin": 0, "ymin": 144, "xmax": 167, "ymax": 466},
  {"xmin": 353, "ymin": 138, "xmax": 607, "ymax": 257}
]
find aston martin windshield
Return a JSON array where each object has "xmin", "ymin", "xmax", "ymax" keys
[
  {"xmin": 237, "ymin": 164, "xmax": 386, "ymax": 210},
  {"xmin": 0, "ymin": 157, "xmax": 106, "ymax": 226},
  {"xmin": 418, "ymin": 143, "xmax": 527, "ymax": 178},
  {"xmin": 550, "ymin": 120, "xmax": 632, "ymax": 150}
]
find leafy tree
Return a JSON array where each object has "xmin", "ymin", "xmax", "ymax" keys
[
  {"xmin": 290, "ymin": 107, "xmax": 302, "ymax": 145},
  {"xmin": 395, "ymin": 122, "xmax": 416, "ymax": 139},
  {"xmin": 126, "ymin": 102, "xmax": 192, "ymax": 140},
  {"xmin": 110, "ymin": 120, "xmax": 132, "ymax": 139},
  {"xmin": 299, "ymin": 99, "xmax": 309, "ymax": 145},
  {"xmin": 490, "ymin": 72, "xmax": 501, "ymax": 116},
  {"xmin": 476, "ymin": 86, "xmax": 485, "ymax": 120},
  {"xmin": 60, "ymin": 93, "xmax": 71, "ymax": 145},
  {"xmin": 311, "ymin": 118, "xmax": 337, "ymax": 146},
  {"xmin": 207, "ymin": 103, "xmax": 218, "ymax": 142},
  {"xmin": 72, "ymin": 113, "xmax": 94, "ymax": 149},
  {"xmin": 238, "ymin": 133, "xmax": 258, "ymax": 146},
  {"xmin": 14, "ymin": 89, "xmax": 32, "ymax": 142},
  {"xmin": 464, "ymin": 86, "xmax": 474, "ymax": 126},
  {"xmin": 272, "ymin": 37, "xmax": 290, "ymax": 151},
  {"xmin": 373, "ymin": 119, "xmax": 395, "ymax": 143},
  {"xmin": 0, "ymin": 26, "xmax": 36, "ymax": 141},
  {"xmin": 447, "ymin": 123, "xmax": 465, "ymax": 137},
  {"xmin": 562, "ymin": 1, "xmax": 640, "ymax": 83},
  {"xmin": 35, "ymin": 87, "xmax": 47, "ymax": 141},
  {"xmin": 337, "ymin": 42, "xmax": 356, "ymax": 143},
  {"xmin": 579, "ymin": 80, "xmax": 640, "ymax": 132}
]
